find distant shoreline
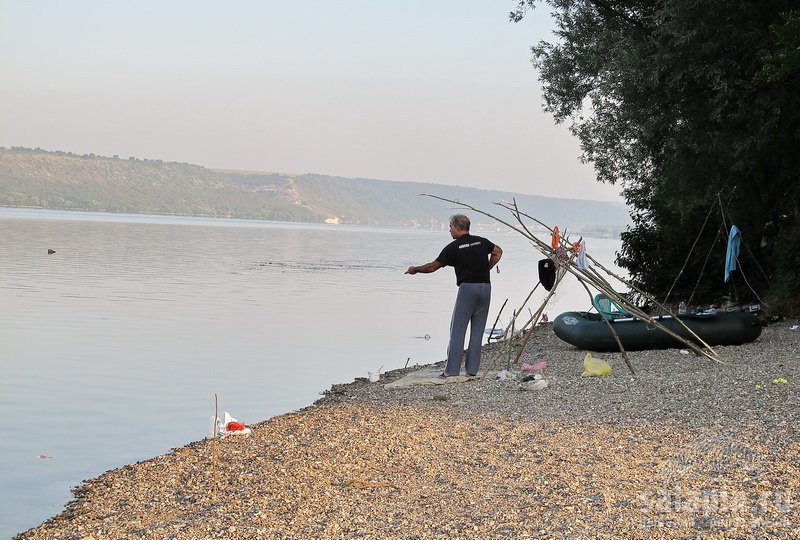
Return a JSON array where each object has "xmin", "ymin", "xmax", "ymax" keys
[
  {"xmin": 0, "ymin": 206, "xmax": 623, "ymax": 238},
  {"xmin": 1, "ymin": 147, "xmax": 631, "ymax": 235}
]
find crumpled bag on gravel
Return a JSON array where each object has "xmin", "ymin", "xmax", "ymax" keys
[
  {"xmin": 521, "ymin": 360, "xmax": 548, "ymax": 373},
  {"xmin": 209, "ymin": 411, "xmax": 252, "ymax": 438},
  {"xmin": 520, "ymin": 379, "xmax": 549, "ymax": 391},
  {"xmin": 582, "ymin": 352, "xmax": 612, "ymax": 377},
  {"xmin": 496, "ymin": 369, "xmax": 516, "ymax": 381}
]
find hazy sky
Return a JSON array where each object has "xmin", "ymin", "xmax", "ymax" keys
[{"xmin": 0, "ymin": 1, "xmax": 623, "ymax": 202}]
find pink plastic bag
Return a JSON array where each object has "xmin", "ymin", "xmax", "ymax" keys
[{"xmin": 521, "ymin": 361, "xmax": 548, "ymax": 373}]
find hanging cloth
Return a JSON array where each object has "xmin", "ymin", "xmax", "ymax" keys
[
  {"xmin": 551, "ymin": 226, "xmax": 560, "ymax": 249},
  {"xmin": 577, "ymin": 239, "xmax": 588, "ymax": 270},
  {"xmin": 724, "ymin": 225, "xmax": 741, "ymax": 283}
]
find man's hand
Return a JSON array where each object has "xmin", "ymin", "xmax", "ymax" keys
[{"xmin": 405, "ymin": 261, "xmax": 441, "ymax": 275}]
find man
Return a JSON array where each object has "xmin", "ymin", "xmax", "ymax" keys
[{"xmin": 405, "ymin": 214, "xmax": 503, "ymax": 377}]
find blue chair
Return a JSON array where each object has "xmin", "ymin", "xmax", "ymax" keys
[{"xmin": 593, "ymin": 293, "xmax": 628, "ymax": 320}]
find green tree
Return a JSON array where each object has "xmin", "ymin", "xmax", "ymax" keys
[{"xmin": 514, "ymin": 0, "xmax": 800, "ymax": 312}]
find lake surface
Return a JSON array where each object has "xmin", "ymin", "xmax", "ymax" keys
[{"xmin": 0, "ymin": 208, "xmax": 623, "ymax": 537}]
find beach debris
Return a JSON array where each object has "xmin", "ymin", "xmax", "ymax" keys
[
  {"xmin": 790, "ymin": 325, "xmax": 799, "ymax": 331},
  {"xmin": 582, "ymin": 352, "xmax": 612, "ymax": 377},
  {"xmin": 432, "ymin": 394, "xmax": 448, "ymax": 401},
  {"xmin": 209, "ymin": 411, "xmax": 251, "ymax": 438},
  {"xmin": 520, "ymin": 379, "xmax": 549, "ymax": 391},
  {"xmin": 485, "ymin": 327, "xmax": 505, "ymax": 340},
  {"xmin": 47, "ymin": 248, "xmax": 56, "ymax": 254},
  {"xmin": 772, "ymin": 377, "xmax": 788, "ymax": 385},
  {"xmin": 521, "ymin": 360, "xmax": 547, "ymax": 373},
  {"xmin": 368, "ymin": 365, "xmax": 384, "ymax": 382},
  {"xmin": 496, "ymin": 369, "xmax": 516, "ymax": 381},
  {"xmin": 383, "ymin": 368, "xmax": 476, "ymax": 387},
  {"xmin": 37, "ymin": 454, "xmax": 53, "ymax": 459}
]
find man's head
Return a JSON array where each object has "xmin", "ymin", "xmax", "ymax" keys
[{"xmin": 449, "ymin": 214, "xmax": 470, "ymax": 238}]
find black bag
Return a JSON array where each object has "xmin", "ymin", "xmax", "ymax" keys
[{"xmin": 538, "ymin": 258, "xmax": 556, "ymax": 291}]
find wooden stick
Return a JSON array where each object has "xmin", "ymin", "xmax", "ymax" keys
[
  {"xmin": 512, "ymin": 267, "xmax": 568, "ymax": 366},
  {"xmin": 506, "ymin": 310, "xmax": 516, "ymax": 370},
  {"xmin": 487, "ymin": 298, "xmax": 508, "ymax": 344},
  {"xmin": 212, "ymin": 393, "xmax": 219, "ymax": 496},
  {"xmin": 509, "ymin": 282, "xmax": 542, "ymax": 331}
]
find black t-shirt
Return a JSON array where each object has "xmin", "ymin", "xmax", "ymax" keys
[{"xmin": 436, "ymin": 234, "xmax": 495, "ymax": 285}]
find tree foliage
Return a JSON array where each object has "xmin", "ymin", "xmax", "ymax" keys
[{"xmin": 514, "ymin": 0, "xmax": 800, "ymax": 312}]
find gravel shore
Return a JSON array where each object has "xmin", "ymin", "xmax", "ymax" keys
[{"xmin": 18, "ymin": 320, "xmax": 799, "ymax": 539}]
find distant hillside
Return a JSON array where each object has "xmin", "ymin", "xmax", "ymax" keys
[{"xmin": 0, "ymin": 147, "xmax": 630, "ymax": 236}]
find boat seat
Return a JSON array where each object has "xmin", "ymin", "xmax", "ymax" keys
[{"xmin": 593, "ymin": 293, "xmax": 628, "ymax": 320}]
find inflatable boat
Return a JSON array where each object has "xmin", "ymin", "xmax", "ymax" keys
[{"xmin": 552, "ymin": 311, "xmax": 762, "ymax": 352}]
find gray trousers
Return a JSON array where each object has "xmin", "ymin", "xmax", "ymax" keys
[{"xmin": 444, "ymin": 282, "xmax": 491, "ymax": 376}]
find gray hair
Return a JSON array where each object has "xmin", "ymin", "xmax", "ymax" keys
[{"xmin": 449, "ymin": 214, "xmax": 470, "ymax": 231}]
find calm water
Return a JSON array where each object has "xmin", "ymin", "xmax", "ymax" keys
[{"xmin": 0, "ymin": 208, "xmax": 623, "ymax": 537}]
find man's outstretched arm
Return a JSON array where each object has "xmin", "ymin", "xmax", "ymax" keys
[{"xmin": 405, "ymin": 261, "xmax": 442, "ymax": 274}]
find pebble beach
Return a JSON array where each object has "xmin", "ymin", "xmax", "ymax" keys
[{"xmin": 17, "ymin": 319, "xmax": 799, "ymax": 539}]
